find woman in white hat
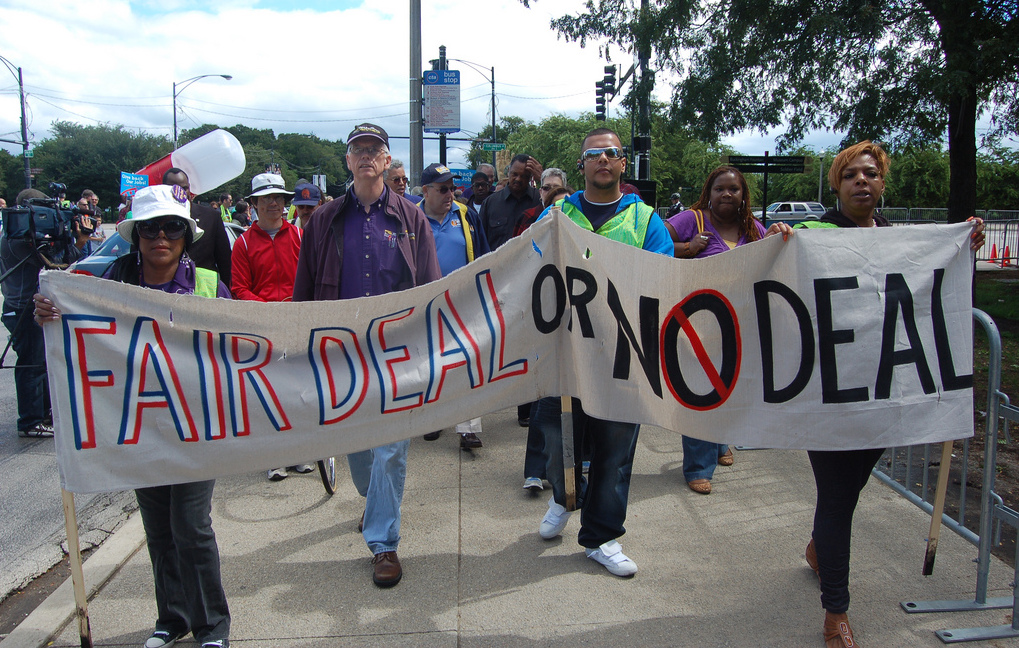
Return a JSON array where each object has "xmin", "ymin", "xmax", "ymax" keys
[{"xmin": 33, "ymin": 184, "xmax": 232, "ymax": 648}]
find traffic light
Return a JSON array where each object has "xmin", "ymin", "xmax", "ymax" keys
[
  {"xmin": 603, "ymin": 65, "xmax": 617, "ymax": 97},
  {"xmin": 595, "ymin": 81, "xmax": 606, "ymax": 121}
]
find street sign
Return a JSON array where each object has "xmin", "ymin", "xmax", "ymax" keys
[
  {"xmin": 723, "ymin": 155, "xmax": 807, "ymax": 173},
  {"xmin": 24, "ymin": 149, "xmax": 33, "ymax": 158},
  {"xmin": 29, "ymin": 167, "xmax": 42, "ymax": 174},
  {"xmin": 423, "ymin": 69, "xmax": 460, "ymax": 134},
  {"xmin": 482, "ymin": 142, "xmax": 506, "ymax": 152}
]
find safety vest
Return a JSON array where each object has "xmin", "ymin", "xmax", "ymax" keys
[
  {"xmin": 559, "ymin": 197, "xmax": 655, "ymax": 248},
  {"xmin": 794, "ymin": 221, "xmax": 839, "ymax": 229},
  {"xmin": 194, "ymin": 267, "xmax": 219, "ymax": 298},
  {"xmin": 454, "ymin": 202, "xmax": 475, "ymax": 263}
]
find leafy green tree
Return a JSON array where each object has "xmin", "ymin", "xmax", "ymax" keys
[
  {"xmin": 541, "ymin": 0, "xmax": 1019, "ymax": 223},
  {"xmin": 466, "ymin": 116, "xmax": 529, "ymax": 170},
  {"xmin": 30, "ymin": 121, "xmax": 169, "ymax": 213},
  {"xmin": 976, "ymin": 146, "xmax": 1019, "ymax": 212},
  {"xmin": 884, "ymin": 147, "xmax": 951, "ymax": 208}
]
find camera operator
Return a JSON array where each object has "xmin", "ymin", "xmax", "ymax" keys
[{"xmin": 1, "ymin": 187, "xmax": 83, "ymax": 438}]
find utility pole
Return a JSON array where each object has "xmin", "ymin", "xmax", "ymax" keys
[
  {"xmin": 635, "ymin": 0, "xmax": 653, "ymax": 181},
  {"xmin": 16, "ymin": 65, "xmax": 29, "ymax": 189},
  {"xmin": 436, "ymin": 46, "xmax": 447, "ymax": 166},
  {"xmin": 409, "ymin": 0, "xmax": 423, "ymax": 188}
]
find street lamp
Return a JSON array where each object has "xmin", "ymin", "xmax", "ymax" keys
[
  {"xmin": 0, "ymin": 55, "xmax": 31, "ymax": 189},
  {"xmin": 447, "ymin": 58, "xmax": 496, "ymax": 169},
  {"xmin": 173, "ymin": 74, "xmax": 232, "ymax": 149}
]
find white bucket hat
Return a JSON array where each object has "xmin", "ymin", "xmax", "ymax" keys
[
  {"xmin": 117, "ymin": 184, "xmax": 204, "ymax": 242},
  {"xmin": 246, "ymin": 173, "xmax": 293, "ymax": 199}
]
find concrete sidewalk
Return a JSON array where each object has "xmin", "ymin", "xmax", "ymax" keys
[{"xmin": 5, "ymin": 408, "xmax": 1017, "ymax": 647}]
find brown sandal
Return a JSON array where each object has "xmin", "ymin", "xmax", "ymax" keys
[
  {"xmin": 823, "ymin": 611, "xmax": 856, "ymax": 647},
  {"xmin": 687, "ymin": 478, "xmax": 711, "ymax": 494},
  {"xmin": 806, "ymin": 539, "xmax": 821, "ymax": 582}
]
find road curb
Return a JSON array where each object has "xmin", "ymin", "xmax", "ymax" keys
[{"xmin": 0, "ymin": 513, "xmax": 145, "ymax": 648}]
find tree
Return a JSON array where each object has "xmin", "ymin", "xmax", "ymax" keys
[
  {"xmin": 465, "ymin": 116, "xmax": 529, "ymax": 170},
  {"xmin": 542, "ymin": 0, "xmax": 1019, "ymax": 223},
  {"xmin": 30, "ymin": 121, "xmax": 169, "ymax": 212}
]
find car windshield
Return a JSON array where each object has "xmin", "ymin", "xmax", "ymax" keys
[
  {"xmin": 766, "ymin": 203, "xmax": 780, "ymax": 212},
  {"xmin": 94, "ymin": 232, "xmax": 131, "ymax": 257}
]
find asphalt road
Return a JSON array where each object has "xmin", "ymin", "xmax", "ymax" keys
[{"xmin": 0, "ymin": 313, "xmax": 136, "ymax": 603}]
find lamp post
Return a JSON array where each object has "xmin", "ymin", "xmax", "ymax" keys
[
  {"xmin": 447, "ymin": 57, "xmax": 496, "ymax": 169},
  {"xmin": 173, "ymin": 74, "xmax": 232, "ymax": 149},
  {"xmin": 0, "ymin": 55, "xmax": 31, "ymax": 189}
]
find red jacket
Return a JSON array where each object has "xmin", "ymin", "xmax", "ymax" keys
[{"xmin": 231, "ymin": 220, "xmax": 303, "ymax": 302}]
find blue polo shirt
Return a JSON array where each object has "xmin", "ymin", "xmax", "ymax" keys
[{"xmin": 426, "ymin": 205, "xmax": 470, "ymax": 277}]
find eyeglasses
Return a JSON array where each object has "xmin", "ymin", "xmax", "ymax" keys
[
  {"xmin": 428, "ymin": 184, "xmax": 455, "ymax": 194},
  {"xmin": 348, "ymin": 145, "xmax": 386, "ymax": 158},
  {"xmin": 390, "ymin": 176, "xmax": 409, "ymax": 184},
  {"xmin": 581, "ymin": 146, "xmax": 624, "ymax": 162},
  {"xmin": 259, "ymin": 194, "xmax": 286, "ymax": 204},
  {"xmin": 136, "ymin": 218, "xmax": 188, "ymax": 240}
]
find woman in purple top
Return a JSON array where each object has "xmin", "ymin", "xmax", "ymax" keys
[{"xmin": 664, "ymin": 166, "xmax": 783, "ymax": 495}]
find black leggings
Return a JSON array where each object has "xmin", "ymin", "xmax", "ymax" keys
[{"xmin": 808, "ymin": 448, "xmax": 885, "ymax": 613}]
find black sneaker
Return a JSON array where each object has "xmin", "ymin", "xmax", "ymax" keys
[{"xmin": 144, "ymin": 630, "xmax": 187, "ymax": 648}]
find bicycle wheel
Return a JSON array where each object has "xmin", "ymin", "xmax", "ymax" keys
[{"xmin": 318, "ymin": 457, "xmax": 338, "ymax": 495}]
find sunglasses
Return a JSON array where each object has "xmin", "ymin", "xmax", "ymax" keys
[
  {"xmin": 428, "ymin": 185, "xmax": 455, "ymax": 194},
  {"xmin": 390, "ymin": 176, "xmax": 409, "ymax": 184},
  {"xmin": 136, "ymin": 218, "xmax": 188, "ymax": 240},
  {"xmin": 582, "ymin": 146, "xmax": 624, "ymax": 161}
]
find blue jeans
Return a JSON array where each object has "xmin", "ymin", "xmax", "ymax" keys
[
  {"xmin": 682, "ymin": 436, "xmax": 729, "ymax": 482},
  {"xmin": 536, "ymin": 397, "xmax": 640, "ymax": 549},
  {"xmin": 347, "ymin": 440, "xmax": 409, "ymax": 555},
  {"xmin": 135, "ymin": 480, "xmax": 230, "ymax": 643},
  {"xmin": 3, "ymin": 307, "xmax": 50, "ymax": 431}
]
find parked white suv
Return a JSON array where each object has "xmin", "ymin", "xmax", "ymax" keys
[{"xmin": 765, "ymin": 201, "xmax": 827, "ymax": 222}]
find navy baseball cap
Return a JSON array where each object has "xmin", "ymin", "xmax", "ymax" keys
[
  {"xmin": 292, "ymin": 183, "xmax": 322, "ymax": 206},
  {"xmin": 347, "ymin": 123, "xmax": 389, "ymax": 148},
  {"xmin": 421, "ymin": 163, "xmax": 455, "ymax": 185}
]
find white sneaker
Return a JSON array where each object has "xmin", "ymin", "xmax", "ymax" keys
[
  {"xmin": 291, "ymin": 464, "xmax": 315, "ymax": 474},
  {"xmin": 586, "ymin": 540, "xmax": 638, "ymax": 577},
  {"xmin": 523, "ymin": 477, "xmax": 543, "ymax": 491},
  {"xmin": 539, "ymin": 496, "xmax": 571, "ymax": 539},
  {"xmin": 267, "ymin": 467, "xmax": 288, "ymax": 481}
]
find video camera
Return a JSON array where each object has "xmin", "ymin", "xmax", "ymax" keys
[{"xmin": 1, "ymin": 182, "xmax": 83, "ymax": 245}]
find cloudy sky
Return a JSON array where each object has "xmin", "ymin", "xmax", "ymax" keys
[{"xmin": 0, "ymin": 0, "xmax": 839, "ymax": 177}]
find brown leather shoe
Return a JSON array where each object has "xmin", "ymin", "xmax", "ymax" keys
[
  {"xmin": 460, "ymin": 432, "xmax": 483, "ymax": 449},
  {"xmin": 371, "ymin": 551, "xmax": 402, "ymax": 587},
  {"xmin": 687, "ymin": 478, "xmax": 711, "ymax": 494},
  {"xmin": 718, "ymin": 448, "xmax": 734, "ymax": 466},
  {"xmin": 806, "ymin": 539, "xmax": 821, "ymax": 581},
  {"xmin": 823, "ymin": 611, "xmax": 856, "ymax": 647}
]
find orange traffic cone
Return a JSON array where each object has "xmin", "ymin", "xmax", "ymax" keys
[
  {"xmin": 1004, "ymin": 245, "xmax": 1011, "ymax": 267},
  {"xmin": 988, "ymin": 243, "xmax": 997, "ymax": 264}
]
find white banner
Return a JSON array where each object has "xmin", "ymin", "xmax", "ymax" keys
[{"xmin": 41, "ymin": 214, "xmax": 977, "ymax": 493}]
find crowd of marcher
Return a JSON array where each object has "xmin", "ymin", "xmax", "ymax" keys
[{"xmin": 7, "ymin": 123, "xmax": 988, "ymax": 648}]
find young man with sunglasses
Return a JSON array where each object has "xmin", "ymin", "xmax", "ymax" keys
[
  {"xmin": 232, "ymin": 173, "xmax": 313, "ymax": 482},
  {"xmin": 293, "ymin": 123, "xmax": 441, "ymax": 588},
  {"xmin": 418, "ymin": 163, "xmax": 491, "ymax": 449},
  {"xmin": 531, "ymin": 127, "xmax": 672, "ymax": 578}
]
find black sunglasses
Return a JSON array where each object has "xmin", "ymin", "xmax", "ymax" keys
[{"xmin": 136, "ymin": 218, "xmax": 189, "ymax": 240}]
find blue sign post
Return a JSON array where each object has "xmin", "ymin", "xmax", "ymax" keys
[{"xmin": 423, "ymin": 70, "xmax": 460, "ymax": 134}]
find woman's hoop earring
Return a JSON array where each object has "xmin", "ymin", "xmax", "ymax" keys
[
  {"xmin": 741, "ymin": 200, "xmax": 745, "ymax": 210},
  {"xmin": 708, "ymin": 200, "xmax": 712, "ymax": 211}
]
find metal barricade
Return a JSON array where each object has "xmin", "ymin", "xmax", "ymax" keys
[{"xmin": 882, "ymin": 309, "xmax": 1019, "ymax": 642}]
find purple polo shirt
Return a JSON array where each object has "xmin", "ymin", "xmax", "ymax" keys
[{"xmin": 339, "ymin": 187, "xmax": 410, "ymax": 299}]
